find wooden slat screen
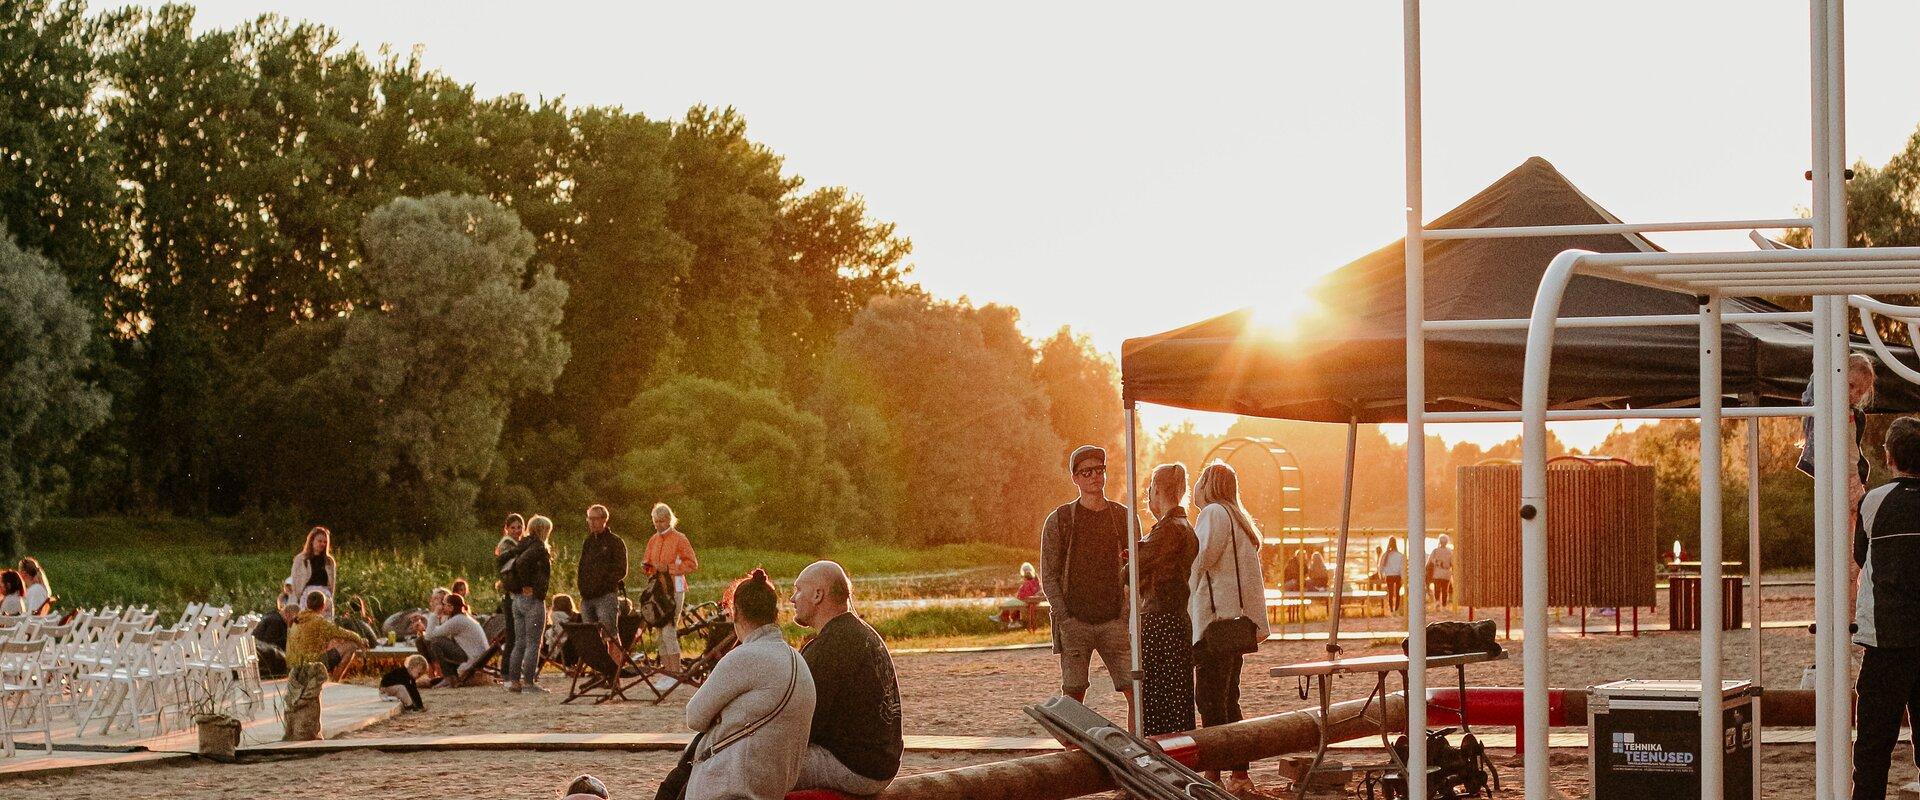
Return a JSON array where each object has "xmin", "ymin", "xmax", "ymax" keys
[{"xmin": 1456, "ymin": 462, "xmax": 1658, "ymax": 608}]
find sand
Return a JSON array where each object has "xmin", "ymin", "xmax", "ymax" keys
[{"xmin": 14, "ymin": 581, "xmax": 1905, "ymax": 798}]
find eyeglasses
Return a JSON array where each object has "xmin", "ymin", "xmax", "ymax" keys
[{"xmin": 1074, "ymin": 466, "xmax": 1108, "ymax": 479}]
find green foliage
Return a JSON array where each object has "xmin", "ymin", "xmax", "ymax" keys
[
  {"xmin": 0, "ymin": 230, "xmax": 109, "ymax": 556},
  {"xmin": 240, "ymin": 194, "xmax": 568, "ymax": 540},
  {"xmin": 1035, "ymin": 327, "xmax": 1124, "ymax": 465},
  {"xmin": 828, "ymin": 294, "xmax": 1065, "ymax": 546},
  {"xmin": 864, "ymin": 606, "xmax": 1009, "ymax": 640},
  {"xmin": 603, "ymin": 374, "xmax": 854, "ymax": 553}
]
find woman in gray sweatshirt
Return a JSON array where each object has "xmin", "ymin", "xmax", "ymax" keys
[{"xmin": 685, "ymin": 569, "xmax": 816, "ymax": 800}]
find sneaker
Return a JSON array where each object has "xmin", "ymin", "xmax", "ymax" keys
[
  {"xmin": 523, "ymin": 683, "xmax": 551, "ymax": 694},
  {"xmin": 506, "ymin": 682, "xmax": 523, "ymax": 693}
]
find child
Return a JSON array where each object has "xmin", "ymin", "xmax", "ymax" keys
[
  {"xmin": 546, "ymin": 594, "xmax": 576, "ymax": 661},
  {"xmin": 381, "ymin": 654, "xmax": 428, "ymax": 711},
  {"xmin": 1000, "ymin": 562, "xmax": 1043, "ymax": 627}
]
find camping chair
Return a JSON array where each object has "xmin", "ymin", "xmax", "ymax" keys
[
  {"xmin": 648, "ymin": 613, "xmax": 735, "ymax": 705},
  {"xmin": 561, "ymin": 622, "xmax": 650, "ymax": 704}
]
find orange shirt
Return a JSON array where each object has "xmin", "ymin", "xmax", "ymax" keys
[{"xmin": 644, "ymin": 529, "xmax": 699, "ymax": 576}]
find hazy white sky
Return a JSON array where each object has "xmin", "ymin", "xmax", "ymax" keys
[{"xmin": 140, "ymin": 1, "xmax": 1920, "ymax": 448}]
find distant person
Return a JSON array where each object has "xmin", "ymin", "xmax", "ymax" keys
[
  {"xmin": 1189, "ymin": 461, "xmax": 1270, "ymax": 797},
  {"xmin": 0, "ymin": 570, "xmax": 25, "ymax": 615},
  {"xmin": 643, "ymin": 503, "xmax": 698, "ymax": 669},
  {"xmin": 577, "ymin": 504, "xmax": 629, "ymax": 641},
  {"xmin": 546, "ymin": 594, "xmax": 577, "ymax": 663},
  {"xmin": 339, "ymin": 595, "xmax": 382, "ymax": 646},
  {"xmin": 419, "ymin": 594, "xmax": 489, "ymax": 686},
  {"xmin": 1136, "ymin": 462, "xmax": 1198, "ymax": 736},
  {"xmin": 504, "ymin": 515, "xmax": 554, "ymax": 693},
  {"xmin": 495, "ymin": 513, "xmax": 526, "ymax": 672},
  {"xmin": 286, "ymin": 590, "xmax": 366, "ymax": 673},
  {"xmin": 791, "ymin": 561, "xmax": 903, "ymax": 795},
  {"xmin": 1428, "ymin": 534, "xmax": 1455, "ymax": 607},
  {"xmin": 380, "ymin": 655, "xmax": 429, "ymax": 711},
  {"xmin": 450, "ymin": 578, "xmax": 470, "ymax": 600},
  {"xmin": 287, "ymin": 526, "xmax": 336, "ymax": 617},
  {"xmin": 1380, "ymin": 537, "xmax": 1406, "ymax": 613},
  {"xmin": 999, "ymin": 563, "xmax": 1043, "ymax": 627},
  {"xmin": 1798, "ymin": 353, "xmax": 1878, "ymax": 616},
  {"xmin": 1040, "ymin": 445, "xmax": 1133, "ymax": 713},
  {"xmin": 1305, "ymin": 551, "xmax": 1332, "ymax": 592},
  {"xmin": 1852, "ymin": 416, "xmax": 1920, "ymax": 800},
  {"xmin": 18, "ymin": 556, "xmax": 52, "ymax": 616},
  {"xmin": 684, "ymin": 569, "xmax": 816, "ymax": 800},
  {"xmin": 562, "ymin": 775, "xmax": 610, "ymax": 800},
  {"xmin": 253, "ymin": 603, "xmax": 296, "ymax": 662}
]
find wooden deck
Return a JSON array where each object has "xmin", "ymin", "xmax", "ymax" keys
[{"xmin": 245, "ymin": 732, "xmax": 1065, "ymax": 756}]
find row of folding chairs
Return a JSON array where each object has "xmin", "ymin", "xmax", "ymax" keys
[{"xmin": 0, "ymin": 604, "xmax": 268, "ymax": 753}]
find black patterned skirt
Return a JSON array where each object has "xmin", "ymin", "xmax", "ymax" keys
[{"xmin": 1140, "ymin": 610, "xmax": 1196, "ymax": 736}]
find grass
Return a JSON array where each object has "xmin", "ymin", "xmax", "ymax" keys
[{"xmin": 28, "ymin": 516, "xmax": 1036, "ymax": 643}]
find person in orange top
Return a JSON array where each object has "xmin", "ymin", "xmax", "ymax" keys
[{"xmin": 643, "ymin": 502, "xmax": 699, "ymax": 668}]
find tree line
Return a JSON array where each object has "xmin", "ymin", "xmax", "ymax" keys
[{"xmin": 0, "ymin": 1, "xmax": 1122, "ymax": 554}]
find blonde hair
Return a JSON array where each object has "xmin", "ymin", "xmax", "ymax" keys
[
  {"xmin": 1149, "ymin": 462, "xmax": 1189, "ymax": 508},
  {"xmin": 1193, "ymin": 461, "xmax": 1260, "ymax": 546},
  {"xmin": 405, "ymin": 654, "xmax": 428, "ymax": 674},
  {"xmin": 1020, "ymin": 562, "xmax": 1036, "ymax": 579},
  {"xmin": 528, "ymin": 515, "xmax": 554, "ymax": 541},
  {"xmin": 651, "ymin": 502, "xmax": 677, "ymax": 528}
]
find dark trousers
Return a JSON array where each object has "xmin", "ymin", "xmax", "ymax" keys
[
  {"xmin": 1855, "ymin": 645, "xmax": 1920, "ymax": 800},
  {"xmin": 498, "ymin": 596, "xmax": 516, "ymax": 673},
  {"xmin": 1195, "ymin": 648, "xmax": 1247, "ymax": 772},
  {"xmin": 1384, "ymin": 577, "xmax": 1404, "ymax": 612},
  {"xmin": 1431, "ymin": 578, "xmax": 1452, "ymax": 606},
  {"xmin": 419, "ymin": 637, "xmax": 467, "ymax": 680}
]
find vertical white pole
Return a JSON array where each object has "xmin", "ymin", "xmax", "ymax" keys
[
  {"xmin": 1746, "ymin": 408, "xmax": 1765, "ymax": 800},
  {"xmin": 1808, "ymin": 2, "xmax": 1835, "ymax": 795},
  {"xmin": 1329, "ymin": 417, "xmax": 1359, "ymax": 654},
  {"xmin": 1124, "ymin": 404, "xmax": 1143, "ymax": 735},
  {"xmin": 1823, "ymin": 4, "xmax": 1854, "ymax": 797},
  {"xmin": 1700, "ymin": 296, "xmax": 1726, "ymax": 800},
  {"xmin": 1401, "ymin": 2, "xmax": 1429, "ymax": 795}
]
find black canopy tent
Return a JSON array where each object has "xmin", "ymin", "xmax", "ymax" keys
[
  {"xmin": 1122, "ymin": 157, "xmax": 1920, "ymax": 421},
  {"xmin": 1116, "ymin": 157, "xmax": 1920, "ymax": 670}
]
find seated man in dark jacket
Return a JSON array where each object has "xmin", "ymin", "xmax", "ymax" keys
[
  {"xmin": 1854, "ymin": 416, "xmax": 1920, "ymax": 800},
  {"xmin": 791, "ymin": 560, "xmax": 902, "ymax": 795}
]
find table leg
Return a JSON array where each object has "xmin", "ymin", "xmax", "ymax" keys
[{"xmin": 1298, "ymin": 674, "xmax": 1335, "ymax": 800}]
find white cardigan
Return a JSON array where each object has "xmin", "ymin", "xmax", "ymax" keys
[
  {"xmin": 1188, "ymin": 503, "xmax": 1272, "ymax": 645},
  {"xmin": 686, "ymin": 624, "xmax": 817, "ymax": 800}
]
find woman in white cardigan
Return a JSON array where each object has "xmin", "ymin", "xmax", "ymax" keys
[
  {"xmin": 685, "ymin": 569, "xmax": 817, "ymax": 800},
  {"xmin": 287, "ymin": 526, "xmax": 337, "ymax": 616},
  {"xmin": 1188, "ymin": 461, "xmax": 1270, "ymax": 797}
]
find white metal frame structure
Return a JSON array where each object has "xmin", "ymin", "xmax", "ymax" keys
[{"xmin": 1402, "ymin": 2, "xmax": 1876, "ymax": 799}]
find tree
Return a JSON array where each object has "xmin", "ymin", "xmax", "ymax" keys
[
  {"xmin": 1034, "ymin": 327, "xmax": 1123, "ymax": 465},
  {"xmin": 242, "ymin": 194, "xmax": 568, "ymax": 540},
  {"xmin": 0, "ymin": 230, "xmax": 109, "ymax": 556},
  {"xmin": 830, "ymin": 294, "xmax": 1062, "ymax": 545},
  {"xmin": 602, "ymin": 375, "xmax": 857, "ymax": 553}
]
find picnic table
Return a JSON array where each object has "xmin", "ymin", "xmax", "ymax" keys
[
  {"xmin": 333, "ymin": 643, "xmax": 416, "ymax": 681},
  {"xmin": 1269, "ymin": 650, "xmax": 1507, "ymax": 799},
  {"xmin": 1263, "ymin": 588, "xmax": 1389, "ymax": 625}
]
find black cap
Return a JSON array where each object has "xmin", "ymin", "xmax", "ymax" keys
[{"xmin": 1070, "ymin": 444, "xmax": 1106, "ymax": 473}]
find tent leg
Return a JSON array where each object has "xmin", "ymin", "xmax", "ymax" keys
[
  {"xmin": 1124, "ymin": 403, "xmax": 1143, "ymax": 736},
  {"xmin": 1329, "ymin": 415, "xmax": 1358, "ymax": 656}
]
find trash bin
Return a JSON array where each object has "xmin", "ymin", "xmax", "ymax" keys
[
  {"xmin": 1667, "ymin": 576, "xmax": 1745, "ymax": 631},
  {"xmin": 1589, "ymin": 679, "xmax": 1753, "ymax": 800}
]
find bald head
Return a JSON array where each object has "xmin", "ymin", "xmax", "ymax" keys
[{"xmin": 793, "ymin": 560, "xmax": 852, "ymax": 628}]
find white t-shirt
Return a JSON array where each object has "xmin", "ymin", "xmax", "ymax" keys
[
  {"xmin": 1380, "ymin": 549, "xmax": 1406, "ymax": 578},
  {"xmin": 0, "ymin": 595, "xmax": 24, "ymax": 615},
  {"xmin": 434, "ymin": 614, "xmax": 490, "ymax": 672},
  {"xmin": 1429, "ymin": 545, "xmax": 1454, "ymax": 581},
  {"xmin": 23, "ymin": 583, "xmax": 49, "ymax": 615}
]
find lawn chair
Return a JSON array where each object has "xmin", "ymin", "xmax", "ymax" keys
[
  {"xmin": 648, "ymin": 609, "xmax": 735, "ymax": 705},
  {"xmin": 560, "ymin": 622, "xmax": 650, "ymax": 705}
]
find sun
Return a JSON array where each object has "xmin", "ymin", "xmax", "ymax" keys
[{"xmin": 1246, "ymin": 288, "xmax": 1324, "ymax": 342}]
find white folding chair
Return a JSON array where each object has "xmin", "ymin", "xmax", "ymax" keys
[{"xmin": 0, "ymin": 639, "xmax": 53, "ymax": 756}]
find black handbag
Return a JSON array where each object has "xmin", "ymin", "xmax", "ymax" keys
[
  {"xmin": 1196, "ymin": 510, "xmax": 1261, "ymax": 658},
  {"xmin": 653, "ymin": 731, "xmax": 704, "ymax": 800}
]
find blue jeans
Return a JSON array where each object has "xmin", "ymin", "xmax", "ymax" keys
[{"xmin": 510, "ymin": 594, "xmax": 546, "ymax": 684}]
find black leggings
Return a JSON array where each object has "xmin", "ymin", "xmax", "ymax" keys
[
  {"xmin": 1194, "ymin": 648, "xmax": 1246, "ymax": 772},
  {"xmin": 1854, "ymin": 645, "xmax": 1920, "ymax": 800},
  {"xmin": 1384, "ymin": 577, "xmax": 1404, "ymax": 613}
]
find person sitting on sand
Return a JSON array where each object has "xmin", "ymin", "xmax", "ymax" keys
[
  {"xmin": 286, "ymin": 590, "xmax": 366, "ymax": 673},
  {"xmin": 419, "ymin": 594, "xmax": 489, "ymax": 686},
  {"xmin": 546, "ymin": 594, "xmax": 577, "ymax": 661},
  {"xmin": 339, "ymin": 594, "xmax": 382, "ymax": 646},
  {"xmin": 684, "ymin": 569, "xmax": 816, "ymax": 800},
  {"xmin": 791, "ymin": 560, "xmax": 903, "ymax": 795},
  {"xmin": 18, "ymin": 556, "xmax": 53, "ymax": 616},
  {"xmin": 1852, "ymin": 416, "xmax": 1920, "ymax": 800},
  {"xmin": 380, "ymin": 654, "xmax": 429, "ymax": 711}
]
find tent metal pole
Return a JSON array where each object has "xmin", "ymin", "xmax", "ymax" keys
[
  {"xmin": 1823, "ymin": 3, "xmax": 1854, "ymax": 795},
  {"xmin": 1124, "ymin": 403, "xmax": 1143, "ymax": 736},
  {"xmin": 1746, "ymin": 397, "xmax": 1765, "ymax": 800},
  {"xmin": 1699, "ymin": 296, "xmax": 1726, "ymax": 800},
  {"xmin": 1401, "ymin": 1, "xmax": 1429, "ymax": 794},
  {"xmin": 1328, "ymin": 415, "xmax": 1358, "ymax": 655}
]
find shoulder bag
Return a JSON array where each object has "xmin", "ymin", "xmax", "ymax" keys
[
  {"xmin": 1196, "ymin": 508, "xmax": 1261, "ymax": 658},
  {"xmin": 654, "ymin": 646, "xmax": 803, "ymax": 800}
]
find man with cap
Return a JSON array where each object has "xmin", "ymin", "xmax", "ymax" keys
[{"xmin": 1040, "ymin": 444, "xmax": 1135, "ymax": 714}]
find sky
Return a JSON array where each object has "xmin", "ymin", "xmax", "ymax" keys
[{"xmin": 134, "ymin": 1, "xmax": 1920, "ymax": 449}]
